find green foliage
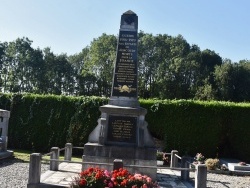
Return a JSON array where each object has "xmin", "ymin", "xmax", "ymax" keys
[
  {"xmin": 1, "ymin": 93, "xmax": 250, "ymax": 162},
  {"xmin": 83, "ymin": 33, "xmax": 117, "ymax": 96},
  {"xmin": 1, "ymin": 93, "xmax": 108, "ymax": 152},
  {"xmin": 0, "ymin": 93, "xmax": 12, "ymax": 110},
  {"xmin": 140, "ymin": 99, "xmax": 250, "ymax": 162},
  {"xmin": 1, "ymin": 35, "xmax": 250, "ymax": 102},
  {"xmin": 229, "ymin": 106, "xmax": 250, "ymax": 161}
]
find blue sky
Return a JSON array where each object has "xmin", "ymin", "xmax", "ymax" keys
[{"xmin": 1, "ymin": 0, "xmax": 249, "ymax": 62}]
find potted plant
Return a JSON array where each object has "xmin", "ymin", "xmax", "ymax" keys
[
  {"xmin": 194, "ymin": 153, "xmax": 205, "ymax": 164},
  {"xmin": 156, "ymin": 151, "xmax": 170, "ymax": 166}
]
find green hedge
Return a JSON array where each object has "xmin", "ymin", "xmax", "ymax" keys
[
  {"xmin": 140, "ymin": 99, "xmax": 250, "ymax": 161},
  {"xmin": 0, "ymin": 93, "xmax": 250, "ymax": 162},
  {"xmin": 0, "ymin": 93, "xmax": 108, "ymax": 152}
]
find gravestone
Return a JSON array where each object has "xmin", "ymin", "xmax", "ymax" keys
[
  {"xmin": 83, "ymin": 10, "xmax": 157, "ymax": 179},
  {"xmin": 0, "ymin": 109, "xmax": 13, "ymax": 159}
]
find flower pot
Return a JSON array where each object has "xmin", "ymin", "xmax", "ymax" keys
[{"xmin": 157, "ymin": 160, "xmax": 164, "ymax": 166}]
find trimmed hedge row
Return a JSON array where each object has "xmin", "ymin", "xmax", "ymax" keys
[
  {"xmin": 141, "ymin": 99, "xmax": 250, "ymax": 162},
  {"xmin": 0, "ymin": 93, "xmax": 250, "ymax": 162},
  {"xmin": 0, "ymin": 93, "xmax": 108, "ymax": 152}
]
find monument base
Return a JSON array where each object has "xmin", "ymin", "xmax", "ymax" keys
[
  {"xmin": 84, "ymin": 142, "xmax": 156, "ymax": 160},
  {"xmin": 84, "ymin": 103, "xmax": 157, "ymax": 179},
  {"xmin": 83, "ymin": 143, "xmax": 157, "ymax": 179}
]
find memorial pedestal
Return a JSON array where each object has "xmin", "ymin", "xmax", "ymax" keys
[
  {"xmin": 83, "ymin": 143, "xmax": 157, "ymax": 179},
  {"xmin": 83, "ymin": 104, "xmax": 157, "ymax": 179}
]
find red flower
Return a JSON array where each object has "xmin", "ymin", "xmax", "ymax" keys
[
  {"xmin": 79, "ymin": 179, "xmax": 87, "ymax": 186},
  {"xmin": 70, "ymin": 167, "xmax": 159, "ymax": 188},
  {"xmin": 95, "ymin": 171, "xmax": 102, "ymax": 179},
  {"xmin": 121, "ymin": 179, "xmax": 128, "ymax": 186}
]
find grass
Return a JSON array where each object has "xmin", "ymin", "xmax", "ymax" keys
[{"xmin": 12, "ymin": 149, "xmax": 82, "ymax": 163}]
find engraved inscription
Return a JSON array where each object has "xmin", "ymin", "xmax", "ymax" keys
[
  {"xmin": 112, "ymin": 30, "xmax": 138, "ymax": 97},
  {"xmin": 107, "ymin": 115, "xmax": 137, "ymax": 143}
]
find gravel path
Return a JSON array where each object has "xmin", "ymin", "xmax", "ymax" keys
[{"xmin": 1, "ymin": 158, "xmax": 250, "ymax": 188}]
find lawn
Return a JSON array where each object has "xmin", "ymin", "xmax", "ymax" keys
[{"xmin": 12, "ymin": 149, "xmax": 82, "ymax": 163}]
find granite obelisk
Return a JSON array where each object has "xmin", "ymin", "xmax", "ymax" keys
[{"xmin": 109, "ymin": 10, "xmax": 139, "ymax": 107}]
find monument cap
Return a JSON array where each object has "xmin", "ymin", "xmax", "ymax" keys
[{"xmin": 120, "ymin": 10, "xmax": 138, "ymax": 30}]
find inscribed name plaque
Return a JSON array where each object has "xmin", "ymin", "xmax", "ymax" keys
[
  {"xmin": 107, "ymin": 115, "xmax": 137, "ymax": 144},
  {"xmin": 112, "ymin": 30, "xmax": 138, "ymax": 97}
]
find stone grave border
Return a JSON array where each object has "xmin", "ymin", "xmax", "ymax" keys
[{"xmin": 27, "ymin": 143, "xmax": 207, "ymax": 188}]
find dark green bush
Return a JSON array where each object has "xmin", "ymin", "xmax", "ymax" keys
[
  {"xmin": 141, "ymin": 99, "xmax": 250, "ymax": 161},
  {"xmin": 229, "ymin": 105, "xmax": 250, "ymax": 161},
  {"xmin": 0, "ymin": 93, "xmax": 250, "ymax": 162},
  {"xmin": 0, "ymin": 93, "xmax": 108, "ymax": 152}
]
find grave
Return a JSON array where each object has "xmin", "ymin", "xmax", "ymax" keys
[
  {"xmin": 228, "ymin": 163, "xmax": 250, "ymax": 172},
  {"xmin": 83, "ymin": 10, "xmax": 157, "ymax": 179},
  {"xmin": 0, "ymin": 109, "xmax": 13, "ymax": 159}
]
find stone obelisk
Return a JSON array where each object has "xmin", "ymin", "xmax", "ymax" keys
[{"xmin": 109, "ymin": 10, "xmax": 139, "ymax": 107}]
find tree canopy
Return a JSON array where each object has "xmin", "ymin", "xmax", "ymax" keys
[{"xmin": 1, "ymin": 33, "xmax": 250, "ymax": 102}]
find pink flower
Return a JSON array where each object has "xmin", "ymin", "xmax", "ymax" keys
[
  {"xmin": 142, "ymin": 184, "xmax": 148, "ymax": 188},
  {"xmin": 146, "ymin": 177, "xmax": 152, "ymax": 183},
  {"xmin": 108, "ymin": 181, "xmax": 114, "ymax": 187},
  {"xmin": 104, "ymin": 170, "xmax": 110, "ymax": 177}
]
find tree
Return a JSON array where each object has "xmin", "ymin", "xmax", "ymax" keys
[
  {"xmin": 0, "ymin": 42, "xmax": 7, "ymax": 90},
  {"xmin": 84, "ymin": 33, "xmax": 117, "ymax": 96},
  {"xmin": 138, "ymin": 33, "xmax": 158, "ymax": 98},
  {"xmin": 3, "ymin": 33, "xmax": 249, "ymax": 102},
  {"xmin": 68, "ymin": 47, "xmax": 91, "ymax": 96},
  {"xmin": 235, "ymin": 60, "xmax": 250, "ymax": 101},
  {"xmin": 214, "ymin": 59, "xmax": 235, "ymax": 101},
  {"xmin": 43, "ymin": 48, "xmax": 75, "ymax": 95},
  {"xmin": 214, "ymin": 59, "xmax": 250, "ymax": 102},
  {"xmin": 195, "ymin": 78, "xmax": 216, "ymax": 100},
  {"xmin": 201, "ymin": 49, "xmax": 222, "ymax": 75},
  {"xmin": 2, "ymin": 37, "xmax": 45, "ymax": 93},
  {"xmin": 157, "ymin": 35, "xmax": 196, "ymax": 99}
]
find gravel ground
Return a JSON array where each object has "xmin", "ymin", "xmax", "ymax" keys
[
  {"xmin": 1, "ymin": 158, "xmax": 250, "ymax": 188},
  {"xmin": 0, "ymin": 158, "xmax": 49, "ymax": 188},
  {"xmin": 189, "ymin": 171, "xmax": 250, "ymax": 188}
]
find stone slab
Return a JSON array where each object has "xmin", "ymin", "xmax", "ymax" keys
[
  {"xmin": 0, "ymin": 109, "xmax": 10, "ymax": 118},
  {"xmin": 228, "ymin": 163, "xmax": 250, "ymax": 171},
  {"xmin": 220, "ymin": 158, "xmax": 241, "ymax": 166},
  {"xmin": 28, "ymin": 162, "xmax": 82, "ymax": 188},
  {"xmin": 0, "ymin": 150, "xmax": 13, "ymax": 159}
]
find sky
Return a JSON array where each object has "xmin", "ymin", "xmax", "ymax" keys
[{"xmin": 1, "ymin": 0, "xmax": 250, "ymax": 62}]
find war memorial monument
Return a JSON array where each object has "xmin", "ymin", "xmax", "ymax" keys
[{"xmin": 82, "ymin": 10, "xmax": 157, "ymax": 178}]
